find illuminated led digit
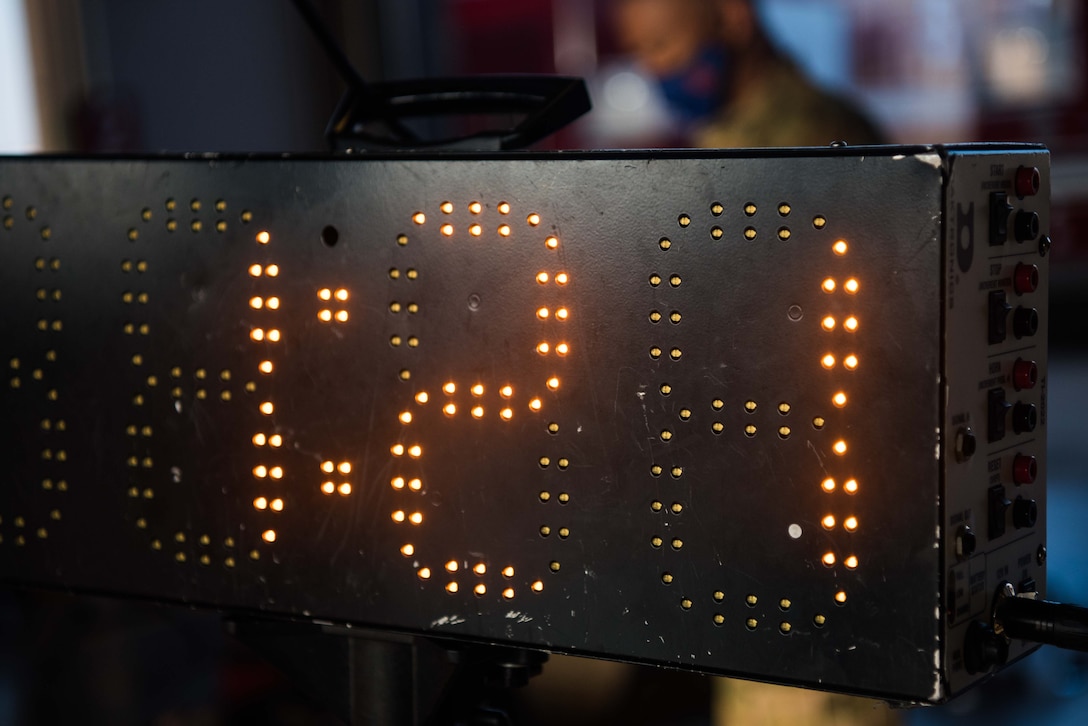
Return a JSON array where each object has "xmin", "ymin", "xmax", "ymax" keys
[{"xmin": 378, "ymin": 204, "xmax": 572, "ymax": 599}]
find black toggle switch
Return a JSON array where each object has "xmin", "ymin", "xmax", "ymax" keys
[
  {"xmin": 990, "ymin": 192, "xmax": 1013, "ymax": 245},
  {"xmin": 988, "ymin": 388, "xmax": 1011, "ymax": 443},
  {"xmin": 989, "ymin": 291, "xmax": 1012, "ymax": 344},
  {"xmin": 988, "ymin": 484, "xmax": 1011, "ymax": 540}
]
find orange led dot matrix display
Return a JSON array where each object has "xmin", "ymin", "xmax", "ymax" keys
[{"xmin": 0, "ymin": 146, "xmax": 1049, "ymax": 707}]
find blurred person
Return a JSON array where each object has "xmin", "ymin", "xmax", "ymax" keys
[{"xmin": 613, "ymin": 0, "xmax": 884, "ymax": 147}]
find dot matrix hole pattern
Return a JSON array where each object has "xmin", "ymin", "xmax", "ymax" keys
[
  {"xmin": 4, "ymin": 198, "xmax": 68, "ymax": 547},
  {"xmin": 395, "ymin": 201, "xmax": 573, "ymax": 599},
  {"xmin": 132, "ymin": 213, "xmax": 271, "ymax": 564},
  {"xmin": 651, "ymin": 204, "xmax": 858, "ymax": 620}
]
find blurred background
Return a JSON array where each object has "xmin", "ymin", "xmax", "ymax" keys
[{"xmin": 0, "ymin": 0, "xmax": 1085, "ymax": 723}]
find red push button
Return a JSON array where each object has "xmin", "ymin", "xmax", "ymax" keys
[
  {"xmin": 1013, "ymin": 359, "xmax": 1038, "ymax": 390},
  {"xmin": 1014, "ymin": 263, "xmax": 1039, "ymax": 295},
  {"xmin": 1016, "ymin": 166, "xmax": 1041, "ymax": 198},
  {"xmin": 1013, "ymin": 454, "xmax": 1037, "ymax": 485}
]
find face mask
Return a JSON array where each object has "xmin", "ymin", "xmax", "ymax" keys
[{"xmin": 657, "ymin": 45, "xmax": 730, "ymax": 125}]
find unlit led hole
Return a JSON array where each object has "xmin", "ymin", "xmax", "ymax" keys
[
  {"xmin": 744, "ymin": 400, "xmax": 757, "ymax": 413},
  {"xmin": 659, "ymin": 238, "xmax": 672, "ymax": 251},
  {"xmin": 679, "ymin": 409, "xmax": 691, "ymax": 421},
  {"xmin": 662, "ymin": 572, "xmax": 674, "ymax": 584},
  {"xmin": 671, "ymin": 538, "xmax": 683, "ymax": 550},
  {"xmin": 670, "ymin": 466, "xmax": 683, "ymax": 478},
  {"xmin": 661, "ymin": 384, "xmax": 673, "ymax": 396},
  {"xmin": 649, "ymin": 274, "xmax": 662, "ymax": 287},
  {"xmin": 711, "ymin": 227, "xmax": 724, "ymax": 240},
  {"xmin": 650, "ymin": 347, "xmax": 662, "ymax": 360},
  {"xmin": 650, "ymin": 465, "xmax": 663, "ymax": 477},
  {"xmin": 814, "ymin": 216, "xmax": 827, "ymax": 229},
  {"xmin": 651, "ymin": 536, "xmax": 663, "ymax": 548},
  {"xmin": 744, "ymin": 227, "xmax": 757, "ymax": 240},
  {"xmin": 651, "ymin": 500, "xmax": 663, "ymax": 512},
  {"xmin": 669, "ymin": 275, "xmax": 682, "ymax": 288},
  {"xmin": 549, "ymin": 561, "xmax": 561, "ymax": 572},
  {"xmin": 711, "ymin": 203, "xmax": 724, "ymax": 216},
  {"xmin": 744, "ymin": 203, "xmax": 757, "ymax": 216},
  {"xmin": 813, "ymin": 416, "xmax": 826, "ymax": 430},
  {"xmin": 746, "ymin": 594, "xmax": 758, "ymax": 607},
  {"xmin": 678, "ymin": 214, "xmax": 691, "ymax": 228},
  {"xmin": 778, "ymin": 426, "xmax": 791, "ymax": 439},
  {"xmin": 744, "ymin": 425, "xmax": 757, "ymax": 437},
  {"xmin": 712, "ymin": 422, "xmax": 724, "ymax": 434},
  {"xmin": 778, "ymin": 227, "xmax": 791, "ymax": 241}
]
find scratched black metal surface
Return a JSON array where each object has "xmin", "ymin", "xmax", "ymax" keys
[{"xmin": 0, "ymin": 150, "xmax": 943, "ymax": 702}]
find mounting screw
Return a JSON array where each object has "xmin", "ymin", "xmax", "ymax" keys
[
  {"xmin": 1037, "ymin": 544, "xmax": 1047, "ymax": 566},
  {"xmin": 1039, "ymin": 235, "xmax": 1052, "ymax": 257}
]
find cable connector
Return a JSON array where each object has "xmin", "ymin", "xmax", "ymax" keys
[{"xmin": 993, "ymin": 582, "xmax": 1088, "ymax": 652}]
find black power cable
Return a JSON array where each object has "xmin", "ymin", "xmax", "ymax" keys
[{"xmin": 995, "ymin": 595, "xmax": 1088, "ymax": 652}]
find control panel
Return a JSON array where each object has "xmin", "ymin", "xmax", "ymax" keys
[{"xmin": 943, "ymin": 151, "xmax": 1049, "ymax": 691}]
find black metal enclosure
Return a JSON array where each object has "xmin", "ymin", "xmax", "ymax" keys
[{"xmin": 0, "ymin": 145, "xmax": 1050, "ymax": 705}]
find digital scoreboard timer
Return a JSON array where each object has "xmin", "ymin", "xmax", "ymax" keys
[{"xmin": 0, "ymin": 145, "xmax": 1049, "ymax": 704}]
